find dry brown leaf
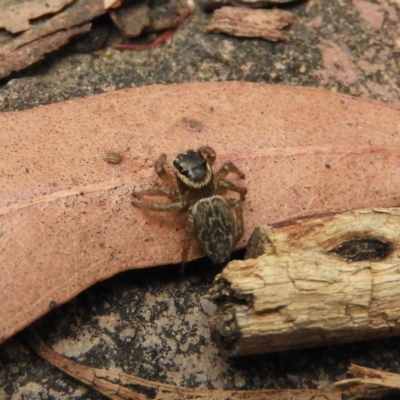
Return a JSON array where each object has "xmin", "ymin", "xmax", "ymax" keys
[
  {"xmin": 0, "ymin": 0, "xmax": 121, "ymax": 79},
  {"xmin": 206, "ymin": 7, "xmax": 295, "ymax": 41},
  {"xmin": 1, "ymin": 81, "xmax": 400, "ymax": 343},
  {"xmin": 0, "ymin": 0, "xmax": 74, "ymax": 34}
]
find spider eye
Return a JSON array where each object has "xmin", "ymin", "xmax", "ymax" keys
[
  {"xmin": 173, "ymin": 151, "xmax": 209, "ymax": 183},
  {"xmin": 173, "ymin": 158, "xmax": 187, "ymax": 175}
]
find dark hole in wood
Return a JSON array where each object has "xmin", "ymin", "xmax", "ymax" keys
[{"xmin": 331, "ymin": 237, "xmax": 391, "ymax": 262}]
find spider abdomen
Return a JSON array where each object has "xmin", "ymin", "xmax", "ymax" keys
[{"xmin": 191, "ymin": 195, "xmax": 235, "ymax": 265}]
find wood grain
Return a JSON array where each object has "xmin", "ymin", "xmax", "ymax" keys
[{"xmin": 209, "ymin": 208, "xmax": 400, "ymax": 356}]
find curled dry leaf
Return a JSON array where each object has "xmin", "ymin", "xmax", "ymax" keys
[
  {"xmin": 1, "ymin": 81, "xmax": 400, "ymax": 343},
  {"xmin": 205, "ymin": 7, "xmax": 295, "ymax": 41}
]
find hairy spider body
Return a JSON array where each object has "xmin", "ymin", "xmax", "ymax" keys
[
  {"xmin": 191, "ymin": 195, "xmax": 235, "ymax": 265},
  {"xmin": 131, "ymin": 146, "xmax": 247, "ymax": 267}
]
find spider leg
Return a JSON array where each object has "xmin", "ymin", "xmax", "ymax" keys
[
  {"xmin": 181, "ymin": 212, "xmax": 195, "ymax": 273},
  {"xmin": 215, "ymin": 161, "xmax": 245, "ymax": 180},
  {"xmin": 197, "ymin": 146, "xmax": 216, "ymax": 166},
  {"xmin": 131, "ymin": 187, "xmax": 180, "ymax": 201},
  {"xmin": 154, "ymin": 153, "xmax": 176, "ymax": 186},
  {"xmin": 131, "ymin": 199, "xmax": 186, "ymax": 211},
  {"xmin": 226, "ymin": 198, "xmax": 245, "ymax": 246},
  {"xmin": 216, "ymin": 179, "xmax": 247, "ymax": 201}
]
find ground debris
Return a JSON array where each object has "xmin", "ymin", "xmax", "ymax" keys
[
  {"xmin": 0, "ymin": 0, "xmax": 74, "ymax": 34},
  {"xmin": 201, "ymin": 0, "xmax": 298, "ymax": 7},
  {"xmin": 205, "ymin": 6, "xmax": 295, "ymax": 41},
  {"xmin": 0, "ymin": 0, "xmax": 120, "ymax": 79},
  {"xmin": 335, "ymin": 363, "xmax": 400, "ymax": 394},
  {"xmin": 23, "ymin": 329, "xmax": 373, "ymax": 400},
  {"xmin": 111, "ymin": 0, "xmax": 194, "ymax": 50}
]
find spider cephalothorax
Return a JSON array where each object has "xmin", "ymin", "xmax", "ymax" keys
[{"xmin": 131, "ymin": 146, "xmax": 247, "ymax": 267}]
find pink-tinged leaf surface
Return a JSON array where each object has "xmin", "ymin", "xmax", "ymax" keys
[{"xmin": 1, "ymin": 81, "xmax": 400, "ymax": 343}]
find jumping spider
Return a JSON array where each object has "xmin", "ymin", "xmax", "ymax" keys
[{"xmin": 131, "ymin": 146, "xmax": 247, "ymax": 267}]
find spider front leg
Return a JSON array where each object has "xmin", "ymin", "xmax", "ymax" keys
[
  {"xmin": 154, "ymin": 152, "xmax": 176, "ymax": 186},
  {"xmin": 131, "ymin": 187, "xmax": 181, "ymax": 201},
  {"xmin": 131, "ymin": 198, "xmax": 186, "ymax": 211},
  {"xmin": 197, "ymin": 146, "xmax": 216, "ymax": 167}
]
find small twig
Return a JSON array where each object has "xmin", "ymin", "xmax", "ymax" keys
[{"xmin": 335, "ymin": 363, "xmax": 400, "ymax": 391}]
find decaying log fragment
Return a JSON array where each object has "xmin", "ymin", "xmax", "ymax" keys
[
  {"xmin": 209, "ymin": 208, "xmax": 400, "ymax": 357},
  {"xmin": 205, "ymin": 7, "xmax": 295, "ymax": 41}
]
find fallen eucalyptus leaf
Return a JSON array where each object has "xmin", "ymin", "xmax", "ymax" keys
[{"xmin": 1, "ymin": 81, "xmax": 400, "ymax": 343}]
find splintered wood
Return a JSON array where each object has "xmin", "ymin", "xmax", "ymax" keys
[
  {"xmin": 209, "ymin": 208, "xmax": 400, "ymax": 357},
  {"xmin": 335, "ymin": 364, "xmax": 400, "ymax": 394}
]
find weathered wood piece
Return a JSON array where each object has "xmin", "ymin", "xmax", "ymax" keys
[
  {"xmin": 205, "ymin": 7, "xmax": 295, "ymax": 41},
  {"xmin": 209, "ymin": 208, "xmax": 400, "ymax": 357}
]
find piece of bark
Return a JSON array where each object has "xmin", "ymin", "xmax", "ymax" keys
[
  {"xmin": 209, "ymin": 207, "xmax": 400, "ymax": 357},
  {"xmin": 1, "ymin": 81, "xmax": 400, "ymax": 344},
  {"xmin": 200, "ymin": 0, "xmax": 296, "ymax": 7},
  {"xmin": 0, "ymin": 23, "xmax": 92, "ymax": 77},
  {"xmin": 206, "ymin": 7, "xmax": 295, "ymax": 41},
  {"xmin": 0, "ymin": 0, "xmax": 121, "ymax": 79},
  {"xmin": 0, "ymin": 0, "xmax": 74, "ymax": 34}
]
